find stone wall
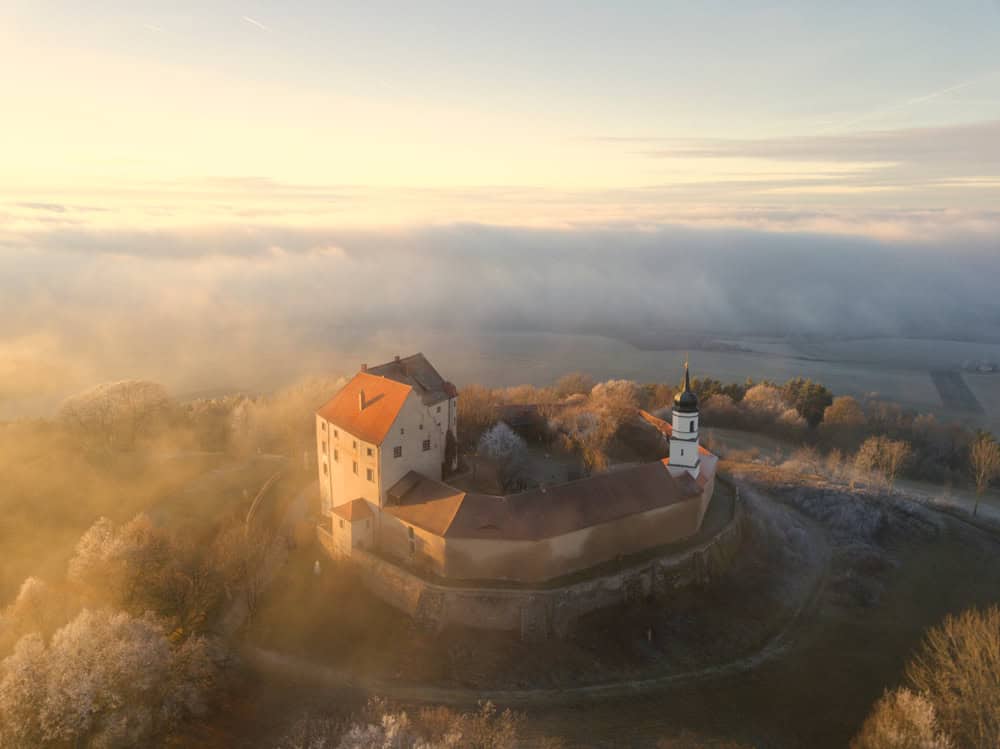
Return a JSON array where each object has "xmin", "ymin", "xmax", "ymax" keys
[{"xmin": 319, "ymin": 484, "xmax": 745, "ymax": 640}]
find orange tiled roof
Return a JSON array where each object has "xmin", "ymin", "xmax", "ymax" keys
[
  {"xmin": 317, "ymin": 372, "xmax": 412, "ymax": 445},
  {"xmin": 332, "ymin": 498, "xmax": 374, "ymax": 522}
]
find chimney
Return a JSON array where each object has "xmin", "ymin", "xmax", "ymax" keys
[
  {"xmin": 361, "ymin": 363, "xmax": 367, "ymax": 372},
  {"xmin": 358, "ymin": 389, "xmax": 366, "ymax": 411}
]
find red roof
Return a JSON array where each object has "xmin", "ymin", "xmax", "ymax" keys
[
  {"xmin": 317, "ymin": 372, "xmax": 412, "ymax": 445},
  {"xmin": 384, "ymin": 459, "xmax": 703, "ymax": 541},
  {"xmin": 332, "ymin": 498, "xmax": 374, "ymax": 522}
]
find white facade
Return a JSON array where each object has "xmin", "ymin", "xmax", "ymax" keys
[
  {"xmin": 316, "ymin": 389, "xmax": 457, "ymax": 542},
  {"xmin": 669, "ymin": 407, "xmax": 701, "ymax": 479}
]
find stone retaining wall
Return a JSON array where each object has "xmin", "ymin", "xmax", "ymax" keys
[{"xmin": 317, "ymin": 486, "xmax": 745, "ymax": 640}]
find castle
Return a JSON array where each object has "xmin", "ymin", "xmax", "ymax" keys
[{"xmin": 315, "ymin": 353, "xmax": 718, "ymax": 585}]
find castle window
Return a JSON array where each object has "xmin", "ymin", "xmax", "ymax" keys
[
  {"xmin": 322, "ymin": 463, "xmax": 328, "ymax": 475},
  {"xmin": 321, "ymin": 421, "xmax": 326, "ymax": 431},
  {"xmin": 366, "ymin": 447, "xmax": 373, "ymax": 457},
  {"xmin": 352, "ymin": 461, "xmax": 358, "ymax": 474},
  {"xmin": 689, "ymin": 420, "xmax": 694, "ymax": 432},
  {"xmin": 334, "ymin": 429, "xmax": 338, "ymax": 438},
  {"xmin": 408, "ymin": 526, "xmax": 414, "ymax": 539},
  {"xmin": 419, "ymin": 423, "xmax": 423, "ymax": 430},
  {"xmin": 436, "ymin": 405, "xmax": 441, "ymax": 413},
  {"xmin": 680, "ymin": 449, "xmax": 685, "ymax": 456},
  {"xmin": 366, "ymin": 468, "xmax": 374, "ymax": 482},
  {"xmin": 322, "ymin": 441, "xmax": 326, "ymax": 453},
  {"xmin": 334, "ymin": 449, "xmax": 339, "ymax": 462},
  {"xmin": 400, "ymin": 427, "xmax": 405, "ymax": 435},
  {"xmin": 352, "ymin": 440, "xmax": 357, "ymax": 450},
  {"xmin": 422, "ymin": 439, "xmax": 431, "ymax": 452},
  {"xmin": 394, "ymin": 446, "xmax": 402, "ymax": 458},
  {"xmin": 339, "ymin": 519, "xmax": 345, "ymax": 529}
]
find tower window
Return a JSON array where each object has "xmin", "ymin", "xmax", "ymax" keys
[
  {"xmin": 680, "ymin": 449, "xmax": 685, "ymax": 456},
  {"xmin": 422, "ymin": 439, "xmax": 431, "ymax": 452},
  {"xmin": 394, "ymin": 446, "xmax": 402, "ymax": 458},
  {"xmin": 352, "ymin": 461, "xmax": 358, "ymax": 474},
  {"xmin": 322, "ymin": 441, "xmax": 326, "ymax": 453},
  {"xmin": 322, "ymin": 463, "xmax": 328, "ymax": 475},
  {"xmin": 366, "ymin": 468, "xmax": 374, "ymax": 482},
  {"xmin": 689, "ymin": 420, "xmax": 694, "ymax": 432},
  {"xmin": 334, "ymin": 449, "xmax": 339, "ymax": 462},
  {"xmin": 321, "ymin": 422, "xmax": 326, "ymax": 431},
  {"xmin": 366, "ymin": 447, "xmax": 373, "ymax": 456}
]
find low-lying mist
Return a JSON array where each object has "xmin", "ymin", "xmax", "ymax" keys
[{"xmin": 2, "ymin": 222, "xmax": 999, "ymax": 416}]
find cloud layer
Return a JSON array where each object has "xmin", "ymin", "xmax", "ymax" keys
[{"xmin": 1, "ymin": 221, "xmax": 998, "ymax": 414}]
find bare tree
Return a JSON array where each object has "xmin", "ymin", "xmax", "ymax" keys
[
  {"xmin": 58, "ymin": 380, "xmax": 172, "ymax": 451},
  {"xmin": 211, "ymin": 522, "xmax": 274, "ymax": 622},
  {"xmin": 853, "ymin": 436, "xmax": 911, "ymax": 493},
  {"xmin": 970, "ymin": 432, "xmax": 1000, "ymax": 517},
  {"xmin": 906, "ymin": 605, "xmax": 1000, "ymax": 749},
  {"xmin": 851, "ymin": 688, "xmax": 953, "ymax": 749},
  {"xmin": 882, "ymin": 438, "xmax": 912, "ymax": 493}
]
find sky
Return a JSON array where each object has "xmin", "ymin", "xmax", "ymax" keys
[
  {"xmin": 2, "ymin": 1, "xmax": 1000, "ymax": 411},
  {"xmin": 2, "ymin": 1, "xmax": 1000, "ymax": 231}
]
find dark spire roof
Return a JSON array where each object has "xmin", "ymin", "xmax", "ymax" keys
[{"xmin": 673, "ymin": 359, "xmax": 698, "ymax": 413}]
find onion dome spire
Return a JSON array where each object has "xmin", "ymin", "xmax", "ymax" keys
[{"xmin": 673, "ymin": 357, "xmax": 699, "ymax": 413}]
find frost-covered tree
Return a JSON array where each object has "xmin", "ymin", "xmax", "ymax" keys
[
  {"xmin": 906, "ymin": 605, "xmax": 1000, "ymax": 749},
  {"xmin": 0, "ymin": 608, "xmax": 221, "ymax": 748},
  {"xmin": 68, "ymin": 515, "xmax": 221, "ymax": 630},
  {"xmin": 851, "ymin": 688, "xmax": 953, "ymax": 749},
  {"xmin": 477, "ymin": 422, "xmax": 528, "ymax": 492},
  {"xmin": 0, "ymin": 577, "xmax": 67, "ymax": 656},
  {"xmin": 854, "ymin": 437, "xmax": 912, "ymax": 493},
  {"xmin": 275, "ymin": 700, "xmax": 520, "ymax": 749},
  {"xmin": 58, "ymin": 380, "xmax": 173, "ymax": 451}
]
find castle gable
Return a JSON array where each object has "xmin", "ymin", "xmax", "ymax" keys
[
  {"xmin": 366, "ymin": 353, "xmax": 456, "ymax": 406},
  {"xmin": 316, "ymin": 372, "xmax": 412, "ymax": 445}
]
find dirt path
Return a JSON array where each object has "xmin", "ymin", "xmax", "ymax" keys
[{"xmin": 240, "ymin": 483, "xmax": 832, "ymax": 707}]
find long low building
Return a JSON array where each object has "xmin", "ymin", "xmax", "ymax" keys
[{"xmin": 315, "ymin": 353, "xmax": 717, "ymax": 584}]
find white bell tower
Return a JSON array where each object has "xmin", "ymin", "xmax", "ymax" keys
[{"xmin": 669, "ymin": 360, "xmax": 701, "ymax": 479}]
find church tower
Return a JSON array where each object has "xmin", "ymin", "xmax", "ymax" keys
[{"xmin": 669, "ymin": 360, "xmax": 701, "ymax": 479}]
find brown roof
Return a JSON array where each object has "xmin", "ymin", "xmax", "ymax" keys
[
  {"xmin": 384, "ymin": 471, "xmax": 466, "ymax": 536},
  {"xmin": 384, "ymin": 459, "xmax": 703, "ymax": 541},
  {"xmin": 332, "ymin": 498, "xmax": 374, "ymax": 522},
  {"xmin": 317, "ymin": 372, "xmax": 412, "ymax": 445},
  {"xmin": 366, "ymin": 353, "xmax": 454, "ymax": 406}
]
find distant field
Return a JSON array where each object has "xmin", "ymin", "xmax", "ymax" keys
[{"xmin": 930, "ymin": 371, "xmax": 984, "ymax": 412}]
